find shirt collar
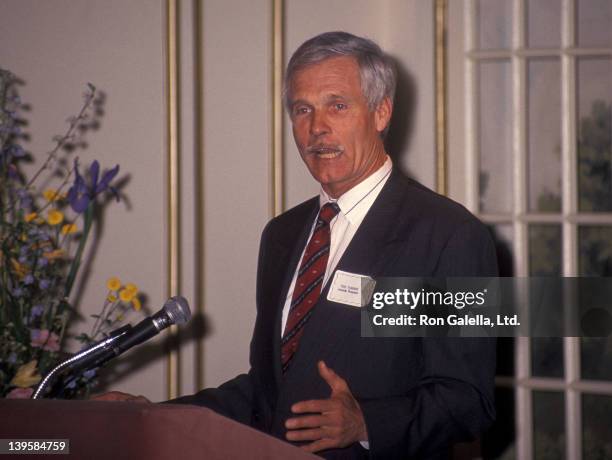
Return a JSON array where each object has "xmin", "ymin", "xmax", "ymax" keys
[{"xmin": 319, "ymin": 155, "xmax": 392, "ymax": 224}]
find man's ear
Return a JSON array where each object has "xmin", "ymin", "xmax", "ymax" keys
[{"xmin": 374, "ymin": 97, "xmax": 392, "ymax": 133}]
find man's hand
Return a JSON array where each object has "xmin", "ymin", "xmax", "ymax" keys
[
  {"xmin": 90, "ymin": 391, "xmax": 150, "ymax": 403},
  {"xmin": 285, "ymin": 361, "xmax": 368, "ymax": 453}
]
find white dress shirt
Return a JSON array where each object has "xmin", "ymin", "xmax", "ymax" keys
[{"xmin": 281, "ymin": 156, "xmax": 393, "ymax": 334}]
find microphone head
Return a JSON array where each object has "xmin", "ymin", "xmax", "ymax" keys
[{"xmin": 162, "ymin": 296, "xmax": 192, "ymax": 325}]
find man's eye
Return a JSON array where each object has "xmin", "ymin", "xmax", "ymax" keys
[
  {"xmin": 334, "ymin": 103, "xmax": 347, "ymax": 111},
  {"xmin": 294, "ymin": 106, "xmax": 310, "ymax": 115}
]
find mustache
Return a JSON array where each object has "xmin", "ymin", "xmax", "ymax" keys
[{"xmin": 306, "ymin": 144, "xmax": 345, "ymax": 154}]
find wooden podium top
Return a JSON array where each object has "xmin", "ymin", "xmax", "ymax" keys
[{"xmin": 0, "ymin": 399, "xmax": 317, "ymax": 460}]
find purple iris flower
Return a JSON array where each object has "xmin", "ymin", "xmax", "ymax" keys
[
  {"xmin": 67, "ymin": 159, "xmax": 119, "ymax": 213},
  {"xmin": 31, "ymin": 304, "xmax": 45, "ymax": 318},
  {"xmin": 9, "ymin": 144, "xmax": 25, "ymax": 158},
  {"xmin": 39, "ymin": 279, "xmax": 51, "ymax": 290},
  {"xmin": 7, "ymin": 164, "xmax": 18, "ymax": 179},
  {"xmin": 23, "ymin": 274, "xmax": 34, "ymax": 285},
  {"xmin": 16, "ymin": 189, "xmax": 32, "ymax": 210}
]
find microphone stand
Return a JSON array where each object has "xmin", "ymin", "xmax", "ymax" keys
[
  {"xmin": 32, "ymin": 296, "xmax": 191, "ymax": 399},
  {"xmin": 32, "ymin": 325, "xmax": 131, "ymax": 400}
]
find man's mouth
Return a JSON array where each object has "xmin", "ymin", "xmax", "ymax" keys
[{"xmin": 306, "ymin": 145, "xmax": 344, "ymax": 159}]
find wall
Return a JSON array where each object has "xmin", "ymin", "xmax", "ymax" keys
[
  {"xmin": 0, "ymin": 0, "xmax": 167, "ymax": 400},
  {"xmin": 0, "ymin": 0, "xmax": 437, "ymax": 399},
  {"xmin": 284, "ymin": 0, "xmax": 435, "ymax": 206}
]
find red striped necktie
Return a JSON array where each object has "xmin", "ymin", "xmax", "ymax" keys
[{"xmin": 281, "ymin": 202, "xmax": 340, "ymax": 373}]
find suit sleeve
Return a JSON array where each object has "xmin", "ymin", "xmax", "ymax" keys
[
  {"xmin": 166, "ymin": 373, "xmax": 254, "ymax": 426},
  {"xmin": 360, "ymin": 218, "xmax": 498, "ymax": 459}
]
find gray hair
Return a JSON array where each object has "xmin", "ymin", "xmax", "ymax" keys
[{"xmin": 283, "ymin": 31, "xmax": 396, "ymax": 112}]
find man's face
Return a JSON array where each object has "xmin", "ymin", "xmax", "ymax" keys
[{"xmin": 288, "ymin": 56, "xmax": 391, "ymax": 198}]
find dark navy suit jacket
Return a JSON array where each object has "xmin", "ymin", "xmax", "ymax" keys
[{"xmin": 171, "ymin": 170, "xmax": 498, "ymax": 459}]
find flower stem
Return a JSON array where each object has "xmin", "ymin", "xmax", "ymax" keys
[
  {"xmin": 64, "ymin": 203, "xmax": 94, "ymax": 299},
  {"xmin": 26, "ymin": 90, "xmax": 95, "ymax": 190}
]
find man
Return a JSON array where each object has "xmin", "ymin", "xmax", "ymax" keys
[{"xmin": 97, "ymin": 31, "xmax": 497, "ymax": 459}]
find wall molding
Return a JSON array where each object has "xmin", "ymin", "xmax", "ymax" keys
[
  {"xmin": 272, "ymin": 0, "xmax": 285, "ymax": 216},
  {"xmin": 165, "ymin": 0, "xmax": 181, "ymax": 400},
  {"xmin": 435, "ymin": 0, "xmax": 448, "ymax": 196}
]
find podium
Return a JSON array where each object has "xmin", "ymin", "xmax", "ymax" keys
[{"xmin": 0, "ymin": 399, "xmax": 317, "ymax": 459}]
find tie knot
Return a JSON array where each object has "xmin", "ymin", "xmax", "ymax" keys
[{"xmin": 318, "ymin": 202, "xmax": 340, "ymax": 224}]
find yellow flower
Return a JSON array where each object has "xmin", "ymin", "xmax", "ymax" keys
[
  {"xmin": 32, "ymin": 240, "xmax": 51, "ymax": 250},
  {"xmin": 119, "ymin": 288, "xmax": 136, "ymax": 302},
  {"xmin": 10, "ymin": 258, "xmax": 28, "ymax": 278},
  {"xmin": 47, "ymin": 210, "xmax": 64, "ymax": 226},
  {"xmin": 107, "ymin": 294, "xmax": 117, "ymax": 303},
  {"xmin": 61, "ymin": 223, "xmax": 78, "ymax": 235},
  {"xmin": 43, "ymin": 249, "xmax": 65, "ymax": 261},
  {"xmin": 43, "ymin": 189, "xmax": 64, "ymax": 202},
  {"xmin": 24, "ymin": 212, "xmax": 38, "ymax": 223},
  {"xmin": 106, "ymin": 277, "xmax": 121, "ymax": 291},
  {"xmin": 131, "ymin": 297, "xmax": 142, "ymax": 311},
  {"xmin": 10, "ymin": 360, "xmax": 42, "ymax": 388},
  {"xmin": 125, "ymin": 283, "xmax": 138, "ymax": 294}
]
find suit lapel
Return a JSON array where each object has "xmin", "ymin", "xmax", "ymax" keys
[{"xmin": 334, "ymin": 169, "xmax": 411, "ymax": 278}]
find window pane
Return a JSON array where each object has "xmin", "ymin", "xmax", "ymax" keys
[
  {"xmin": 580, "ymin": 226, "xmax": 612, "ymax": 381},
  {"xmin": 533, "ymin": 391, "xmax": 565, "ymax": 459},
  {"xmin": 529, "ymin": 225, "xmax": 563, "ymax": 378},
  {"xmin": 582, "ymin": 337, "xmax": 612, "ymax": 380},
  {"xmin": 477, "ymin": 0, "xmax": 513, "ymax": 50},
  {"xmin": 529, "ymin": 225, "xmax": 562, "ymax": 275},
  {"xmin": 528, "ymin": 59, "xmax": 562, "ymax": 212},
  {"xmin": 579, "ymin": 226, "xmax": 612, "ymax": 276},
  {"xmin": 479, "ymin": 61, "xmax": 513, "ymax": 213},
  {"xmin": 532, "ymin": 337, "xmax": 564, "ymax": 378},
  {"xmin": 583, "ymin": 394, "xmax": 612, "ymax": 459},
  {"xmin": 577, "ymin": 0, "xmax": 612, "ymax": 48},
  {"xmin": 527, "ymin": 0, "xmax": 561, "ymax": 48},
  {"xmin": 577, "ymin": 58, "xmax": 612, "ymax": 212}
]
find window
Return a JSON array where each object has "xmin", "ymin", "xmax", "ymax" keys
[{"xmin": 450, "ymin": 0, "xmax": 612, "ymax": 458}]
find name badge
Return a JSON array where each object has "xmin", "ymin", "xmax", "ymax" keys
[{"xmin": 327, "ymin": 270, "xmax": 376, "ymax": 307}]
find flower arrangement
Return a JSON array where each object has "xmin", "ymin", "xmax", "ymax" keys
[{"xmin": 0, "ymin": 69, "xmax": 143, "ymax": 399}]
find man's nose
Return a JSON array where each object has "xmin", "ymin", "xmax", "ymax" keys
[{"xmin": 309, "ymin": 110, "xmax": 330, "ymax": 137}]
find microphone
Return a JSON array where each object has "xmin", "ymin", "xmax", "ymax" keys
[
  {"xmin": 95, "ymin": 295, "xmax": 191, "ymax": 359},
  {"xmin": 32, "ymin": 296, "xmax": 191, "ymax": 399}
]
